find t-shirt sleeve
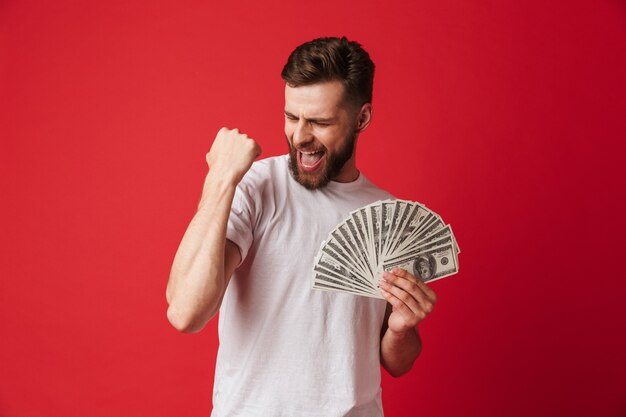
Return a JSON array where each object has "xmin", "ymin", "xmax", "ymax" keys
[{"xmin": 226, "ymin": 184, "xmax": 255, "ymax": 266}]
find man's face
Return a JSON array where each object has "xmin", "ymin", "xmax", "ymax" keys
[{"xmin": 284, "ymin": 80, "xmax": 363, "ymax": 190}]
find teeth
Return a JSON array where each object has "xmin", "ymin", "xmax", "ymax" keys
[{"xmin": 301, "ymin": 150, "xmax": 322, "ymax": 155}]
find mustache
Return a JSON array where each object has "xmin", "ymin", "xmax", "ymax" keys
[{"xmin": 285, "ymin": 136, "xmax": 326, "ymax": 154}]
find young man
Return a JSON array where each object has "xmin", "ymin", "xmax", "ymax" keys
[{"xmin": 166, "ymin": 37, "xmax": 438, "ymax": 417}]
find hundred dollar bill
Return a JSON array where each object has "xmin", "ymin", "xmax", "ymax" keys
[
  {"xmin": 312, "ymin": 272, "xmax": 375, "ymax": 297},
  {"xmin": 314, "ymin": 271, "xmax": 374, "ymax": 294},
  {"xmin": 312, "ymin": 199, "xmax": 460, "ymax": 298},
  {"xmin": 383, "ymin": 200, "xmax": 410, "ymax": 258},
  {"xmin": 379, "ymin": 200, "xmax": 396, "ymax": 261},
  {"xmin": 368, "ymin": 202, "xmax": 383, "ymax": 267},
  {"xmin": 382, "ymin": 243, "xmax": 459, "ymax": 283},
  {"xmin": 326, "ymin": 231, "xmax": 370, "ymax": 278},
  {"xmin": 388, "ymin": 201, "xmax": 416, "ymax": 253},
  {"xmin": 400, "ymin": 221, "xmax": 460, "ymax": 257},
  {"xmin": 314, "ymin": 251, "xmax": 375, "ymax": 293},
  {"xmin": 390, "ymin": 223, "xmax": 451, "ymax": 260},
  {"xmin": 350, "ymin": 208, "xmax": 376, "ymax": 273},
  {"xmin": 338, "ymin": 223, "xmax": 374, "ymax": 282},
  {"xmin": 313, "ymin": 275, "xmax": 383, "ymax": 299},
  {"xmin": 393, "ymin": 217, "xmax": 445, "ymax": 256},
  {"xmin": 313, "ymin": 270, "xmax": 373, "ymax": 295},
  {"xmin": 319, "ymin": 238, "xmax": 371, "ymax": 284},
  {"xmin": 386, "ymin": 233, "xmax": 454, "ymax": 266},
  {"xmin": 386, "ymin": 202, "xmax": 431, "ymax": 257},
  {"xmin": 338, "ymin": 220, "xmax": 375, "ymax": 281}
]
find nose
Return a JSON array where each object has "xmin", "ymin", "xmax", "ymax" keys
[{"xmin": 292, "ymin": 119, "xmax": 313, "ymax": 148}]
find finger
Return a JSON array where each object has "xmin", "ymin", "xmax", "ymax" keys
[
  {"xmin": 390, "ymin": 267, "xmax": 438, "ymax": 304},
  {"xmin": 381, "ymin": 270, "xmax": 433, "ymax": 310},
  {"xmin": 379, "ymin": 287, "xmax": 425, "ymax": 324},
  {"xmin": 378, "ymin": 278, "xmax": 421, "ymax": 316},
  {"xmin": 253, "ymin": 141, "xmax": 262, "ymax": 158}
]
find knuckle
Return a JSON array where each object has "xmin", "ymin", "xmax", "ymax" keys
[
  {"xmin": 399, "ymin": 292, "xmax": 411, "ymax": 304},
  {"xmin": 384, "ymin": 273, "xmax": 396, "ymax": 282},
  {"xmin": 388, "ymin": 296, "xmax": 398, "ymax": 306},
  {"xmin": 430, "ymin": 292, "xmax": 438, "ymax": 304}
]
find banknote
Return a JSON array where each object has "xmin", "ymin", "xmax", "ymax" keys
[
  {"xmin": 312, "ymin": 200, "xmax": 460, "ymax": 297},
  {"xmin": 382, "ymin": 243, "xmax": 459, "ymax": 283},
  {"xmin": 314, "ymin": 251, "xmax": 374, "ymax": 292}
]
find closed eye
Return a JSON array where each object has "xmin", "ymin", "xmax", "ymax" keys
[
  {"xmin": 284, "ymin": 111, "xmax": 333, "ymax": 126},
  {"xmin": 312, "ymin": 121, "xmax": 330, "ymax": 127}
]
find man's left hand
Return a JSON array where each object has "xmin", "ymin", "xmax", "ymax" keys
[{"xmin": 378, "ymin": 268, "xmax": 438, "ymax": 334}]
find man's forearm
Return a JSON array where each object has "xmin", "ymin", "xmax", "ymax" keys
[
  {"xmin": 166, "ymin": 173, "xmax": 236, "ymax": 333},
  {"xmin": 380, "ymin": 327, "xmax": 422, "ymax": 377},
  {"xmin": 166, "ymin": 127, "xmax": 261, "ymax": 333}
]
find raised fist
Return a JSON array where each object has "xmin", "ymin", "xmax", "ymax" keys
[{"xmin": 205, "ymin": 127, "xmax": 262, "ymax": 186}]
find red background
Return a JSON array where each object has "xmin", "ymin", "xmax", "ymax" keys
[{"xmin": 2, "ymin": 1, "xmax": 625, "ymax": 416}]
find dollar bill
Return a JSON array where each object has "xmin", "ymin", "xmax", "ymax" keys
[
  {"xmin": 312, "ymin": 275, "xmax": 384, "ymax": 299},
  {"xmin": 314, "ymin": 251, "xmax": 375, "ymax": 293},
  {"xmin": 382, "ymin": 243, "xmax": 459, "ymax": 283},
  {"xmin": 312, "ymin": 199, "xmax": 460, "ymax": 298}
]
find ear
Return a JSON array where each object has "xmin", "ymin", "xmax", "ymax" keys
[{"xmin": 355, "ymin": 103, "xmax": 373, "ymax": 133}]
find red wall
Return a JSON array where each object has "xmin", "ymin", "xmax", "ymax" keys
[{"xmin": 2, "ymin": 1, "xmax": 625, "ymax": 416}]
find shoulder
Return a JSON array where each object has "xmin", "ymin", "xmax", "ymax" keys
[
  {"xmin": 239, "ymin": 154, "xmax": 287, "ymax": 183},
  {"xmin": 358, "ymin": 174, "xmax": 395, "ymax": 201},
  {"xmin": 249, "ymin": 154, "xmax": 289, "ymax": 175},
  {"xmin": 236, "ymin": 154, "xmax": 290, "ymax": 197}
]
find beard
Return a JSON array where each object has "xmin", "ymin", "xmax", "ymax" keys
[{"xmin": 287, "ymin": 129, "xmax": 357, "ymax": 190}]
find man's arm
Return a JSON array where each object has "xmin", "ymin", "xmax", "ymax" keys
[
  {"xmin": 379, "ymin": 268, "xmax": 437, "ymax": 377},
  {"xmin": 166, "ymin": 127, "xmax": 261, "ymax": 333}
]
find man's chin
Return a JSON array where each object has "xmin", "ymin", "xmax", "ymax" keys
[
  {"xmin": 288, "ymin": 153, "xmax": 331, "ymax": 190},
  {"xmin": 297, "ymin": 172, "xmax": 331, "ymax": 190},
  {"xmin": 293, "ymin": 167, "xmax": 331, "ymax": 190}
]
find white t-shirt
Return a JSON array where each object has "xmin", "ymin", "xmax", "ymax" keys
[{"xmin": 212, "ymin": 155, "xmax": 392, "ymax": 417}]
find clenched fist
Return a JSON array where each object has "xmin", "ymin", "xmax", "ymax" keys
[{"xmin": 205, "ymin": 127, "xmax": 262, "ymax": 186}]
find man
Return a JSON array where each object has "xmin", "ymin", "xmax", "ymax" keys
[{"xmin": 166, "ymin": 37, "xmax": 438, "ymax": 417}]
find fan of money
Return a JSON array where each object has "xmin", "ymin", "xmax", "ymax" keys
[{"xmin": 312, "ymin": 199, "xmax": 460, "ymax": 299}]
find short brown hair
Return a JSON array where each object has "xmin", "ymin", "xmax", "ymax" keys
[{"xmin": 281, "ymin": 36, "xmax": 375, "ymax": 107}]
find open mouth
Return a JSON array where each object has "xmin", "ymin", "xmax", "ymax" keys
[{"xmin": 297, "ymin": 149, "xmax": 326, "ymax": 172}]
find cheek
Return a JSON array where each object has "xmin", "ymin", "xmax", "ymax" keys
[
  {"xmin": 284, "ymin": 125, "xmax": 294, "ymax": 141},
  {"xmin": 317, "ymin": 129, "xmax": 342, "ymax": 150}
]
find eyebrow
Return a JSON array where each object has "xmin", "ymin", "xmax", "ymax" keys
[{"xmin": 284, "ymin": 110, "xmax": 335, "ymax": 124}]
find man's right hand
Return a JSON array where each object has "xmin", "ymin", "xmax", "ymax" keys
[{"xmin": 206, "ymin": 127, "xmax": 262, "ymax": 186}]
